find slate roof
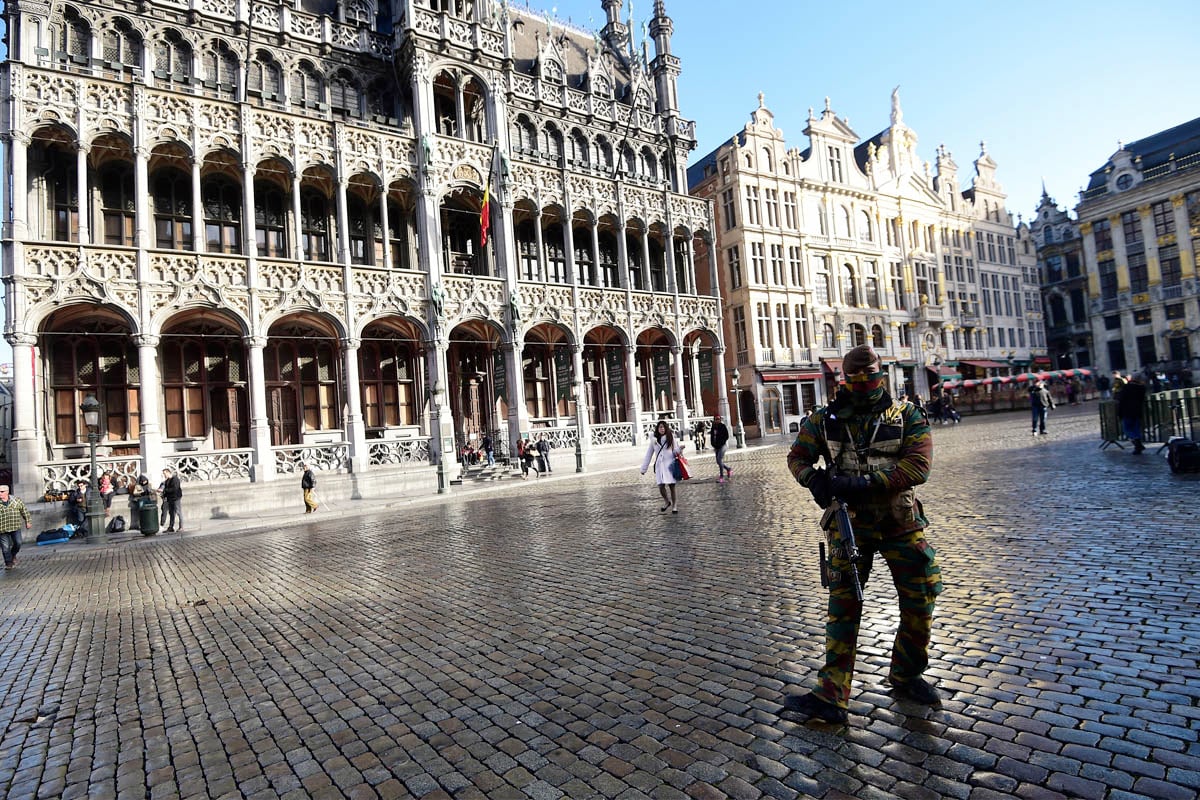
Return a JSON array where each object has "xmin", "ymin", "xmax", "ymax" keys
[{"xmin": 1084, "ymin": 114, "xmax": 1200, "ymax": 192}]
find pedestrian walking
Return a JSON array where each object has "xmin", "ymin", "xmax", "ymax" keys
[
  {"xmin": 516, "ymin": 439, "xmax": 531, "ymax": 479},
  {"xmin": 692, "ymin": 419, "xmax": 707, "ymax": 451},
  {"xmin": 640, "ymin": 420, "xmax": 685, "ymax": 513},
  {"xmin": 0, "ymin": 485, "xmax": 32, "ymax": 571},
  {"xmin": 784, "ymin": 344, "xmax": 942, "ymax": 724},
  {"xmin": 1030, "ymin": 379, "xmax": 1054, "ymax": 435},
  {"xmin": 300, "ymin": 462, "xmax": 319, "ymax": 513},
  {"xmin": 709, "ymin": 414, "xmax": 732, "ymax": 482},
  {"xmin": 482, "ymin": 434, "xmax": 495, "ymax": 467},
  {"xmin": 1116, "ymin": 374, "xmax": 1147, "ymax": 454},
  {"xmin": 536, "ymin": 434, "xmax": 552, "ymax": 473},
  {"xmin": 160, "ymin": 468, "xmax": 183, "ymax": 532}
]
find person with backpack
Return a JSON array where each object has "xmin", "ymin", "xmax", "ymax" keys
[
  {"xmin": 1030, "ymin": 379, "xmax": 1054, "ymax": 436},
  {"xmin": 0, "ymin": 485, "xmax": 32, "ymax": 571},
  {"xmin": 481, "ymin": 434, "xmax": 495, "ymax": 467}
]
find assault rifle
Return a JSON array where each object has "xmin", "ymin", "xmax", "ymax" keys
[{"xmin": 818, "ymin": 481, "xmax": 864, "ymax": 602}]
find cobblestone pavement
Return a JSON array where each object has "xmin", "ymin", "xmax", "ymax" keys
[{"xmin": 2, "ymin": 404, "xmax": 1198, "ymax": 800}]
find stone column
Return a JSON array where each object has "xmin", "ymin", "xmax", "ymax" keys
[
  {"xmin": 244, "ymin": 335, "xmax": 277, "ymax": 482},
  {"xmin": 242, "ymin": 160, "xmax": 258, "ymax": 260},
  {"xmin": 625, "ymin": 344, "xmax": 642, "ymax": 445},
  {"xmin": 379, "ymin": 181, "xmax": 392, "ymax": 268},
  {"xmin": 590, "ymin": 220, "xmax": 602, "ymax": 288},
  {"xmin": 572, "ymin": 343, "xmax": 589, "ymax": 467},
  {"xmin": 616, "ymin": 219, "xmax": 630, "ymax": 289},
  {"xmin": 664, "ymin": 229, "xmax": 677, "ymax": 293},
  {"xmin": 640, "ymin": 225, "xmax": 651, "ymax": 292},
  {"xmin": 9, "ymin": 131, "xmax": 29, "ymax": 241},
  {"xmin": 342, "ymin": 337, "xmax": 367, "ymax": 473},
  {"xmin": 714, "ymin": 345, "xmax": 731, "ymax": 422},
  {"xmin": 76, "ymin": 143, "xmax": 90, "ymax": 245},
  {"xmin": 425, "ymin": 337, "xmax": 456, "ymax": 488},
  {"xmin": 335, "ymin": 177, "xmax": 351, "ymax": 265},
  {"xmin": 6, "ymin": 333, "xmax": 41, "ymax": 499},
  {"xmin": 505, "ymin": 338, "xmax": 529, "ymax": 457},
  {"xmin": 533, "ymin": 208, "xmax": 545, "ymax": 282},
  {"xmin": 191, "ymin": 155, "xmax": 204, "ymax": 252},
  {"xmin": 134, "ymin": 145, "xmax": 150, "ymax": 248},
  {"xmin": 671, "ymin": 343, "xmax": 688, "ymax": 433},
  {"xmin": 135, "ymin": 334, "xmax": 165, "ymax": 479},
  {"xmin": 291, "ymin": 169, "xmax": 304, "ymax": 259},
  {"xmin": 563, "ymin": 215, "xmax": 576, "ymax": 285}
]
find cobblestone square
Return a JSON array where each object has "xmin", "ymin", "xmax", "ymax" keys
[{"xmin": 2, "ymin": 406, "xmax": 1198, "ymax": 799}]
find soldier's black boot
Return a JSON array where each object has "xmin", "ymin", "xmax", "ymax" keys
[
  {"xmin": 888, "ymin": 676, "xmax": 942, "ymax": 706},
  {"xmin": 781, "ymin": 692, "xmax": 848, "ymax": 723}
]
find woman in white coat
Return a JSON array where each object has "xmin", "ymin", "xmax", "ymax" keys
[{"xmin": 640, "ymin": 420, "xmax": 685, "ymax": 513}]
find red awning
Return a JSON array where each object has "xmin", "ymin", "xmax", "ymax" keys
[
  {"xmin": 928, "ymin": 365, "xmax": 960, "ymax": 377},
  {"xmin": 762, "ymin": 372, "xmax": 824, "ymax": 382},
  {"xmin": 960, "ymin": 359, "xmax": 1009, "ymax": 369},
  {"xmin": 820, "ymin": 358, "xmax": 843, "ymax": 374},
  {"xmin": 1033, "ymin": 356, "xmax": 1052, "ymax": 365}
]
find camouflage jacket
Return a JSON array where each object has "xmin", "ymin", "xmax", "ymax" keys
[{"xmin": 787, "ymin": 390, "xmax": 932, "ymax": 534}]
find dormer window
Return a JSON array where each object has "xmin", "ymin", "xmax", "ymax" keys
[
  {"xmin": 1115, "ymin": 173, "xmax": 1133, "ymax": 191},
  {"xmin": 542, "ymin": 59, "xmax": 563, "ymax": 84}
]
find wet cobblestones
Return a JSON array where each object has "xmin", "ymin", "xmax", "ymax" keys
[{"xmin": 1, "ymin": 404, "xmax": 1197, "ymax": 798}]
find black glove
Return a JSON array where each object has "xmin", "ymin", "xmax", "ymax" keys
[
  {"xmin": 805, "ymin": 468, "xmax": 833, "ymax": 508},
  {"xmin": 830, "ymin": 474, "xmax": 872, "ymax": 498}
]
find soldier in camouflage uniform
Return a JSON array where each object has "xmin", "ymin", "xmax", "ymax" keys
[{"xmin": 784, "ymin": 344, "xmax": 942, "ymax": 723}]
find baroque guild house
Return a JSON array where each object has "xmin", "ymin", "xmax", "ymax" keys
[{"xmin": 1, "ymin": 0, "xmax": 723, "ymax": 500}]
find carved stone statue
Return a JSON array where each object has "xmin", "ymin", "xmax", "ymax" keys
[
  {"xmin": 430, "ymin": 280, "xmax": 445, "ymax": 321},
  {"xmin": 891, "ymin": 86, "xmax": 903, "ymax": 126},
  {"xmin": 420, "ymin": 134, "xmax": 433, "ymax": 177},
  {"xmin": 508, "ymin": 294, "xmax": 522, "ymax": 325}
]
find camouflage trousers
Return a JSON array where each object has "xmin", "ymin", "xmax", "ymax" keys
[{"xmin": 816, "ymin": 526, "xmax": 943, "ymax": 709}]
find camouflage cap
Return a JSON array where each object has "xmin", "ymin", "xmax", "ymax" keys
[{"xmin": 842, "ymin": 344, "xmax": 881, "ymax": 374}]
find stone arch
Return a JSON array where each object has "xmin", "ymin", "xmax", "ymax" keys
[
  {"xmin": 635, "ymin": 326, "xmax": 677, "ymax": 417},
  {"xmin": 522, "ymin": 322, "xmax": 575, "ymax": 422},
  {"xmin": 358, "ymin": 316, "xmax": 427, "ymax": 431}
]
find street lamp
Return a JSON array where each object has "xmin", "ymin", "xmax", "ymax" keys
[
  {"xmin": 731, "ymin": 368, "xmax": 746, "ymax": 449},
  {"xmin": 79, "ymin": 394, "xmax": 107, "ymax": 544}
]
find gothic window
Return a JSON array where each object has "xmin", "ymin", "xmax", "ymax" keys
[
  {"xmin": 626, "ymin": 230, "xmax": 644, "ymax": 290},
  {"xmin": 573, "ymin": 227, "xmax": 595, "ymax": 285},
  {"xmin": 55, "ymin": 7, "xmax": 91, "ymax": 63},
  {"xmin": 569, "ymin": 130, "xmax": 589, "ymax": 166},
  {"xmin": 292, "ymin": 62, "xmax": 323, "ymax": 108},
  {"xmin": 36, "ymin": 142, "xmax": 78, "ymax": 242},
  {"xmin": 592, "ymin": 74, "xmax": 611, "ymax": 98},
  {"xmin": 595, "ymin": 136, "xmax": 614, "ymax": 172},
  {"xmin": 100, "ymin": 164, "xmax": 135, "ymax": 246},
  {"xmin": 543, "ymin": 124, "xmax": 564, "ymax": 165},
  {"xmin": 598, "ymin": 232, "xmax": 619, "ymax": 288},
  {"xmin": 247, "ymin": 51, "xmax": 282, "ymax": 99},
  {"xmin": 634, "ymin": 89, "xmax": 652, "ymax": 111},
  {"xmin": 201, "ymin": 41, "xmax": 238, "ymax": 96},
  {"xmin": 641, "ymin": 147, "xmax": 658, "ymax": 181},
  {"xmin": 541, "ymin": 58, "xmax": 563, "ymax": 83},
  {"xmin": 254, "ymin": 182, "xmax": 288, "ymax": 258},
  {"xmin": 344, "ymin": 0, "xmax": 371, "ymax": 26},
  {"xmin": 348, "ymin": 194, "xmax": 383, "ymax": 265},
  {"xmin": 300, "ymin": 189, "xmax": 331, "ymax": 261},
  {"xmin": 161, "ymin": 336, "xmax": 245, "ymax": 443},
  {"xmin": 871, "ymin": 325, "xmax": 884, "ymax": 348},
  {"xmin": 859, "ymin": 210, "xmax": 873, "ymax": 241},
  {"xmin": 849, "ymin": 324, "xmax": 866, "ymax": 347},
  {"xmin": 264, "ymin": 338, "xmax": 340, "ymax": 444},
  {"xmin": 512, "ymin": 115, "xmax": 537, "ymax": 152},
  {"xmin": 102, "ymin": 19, "xmax": 142, "ymax": 69},
  {"xmin": 154, "ymin": 30, "xmax": 192, "ymax": 84},
  {"xmin": 387, "ymin": 199, "xmax": 415, "ymax": 270},
  {"xmin": 152, "ymin": 169, "xmax": 193, "ymax": 250},
  {"xmin": 621, "ymin": 145, "xmax": 636, "ymax": 176},
  {"xmin": 648, "ymin": 237, "xmax": 666, "ymax": 292},
  {"xmin": 544, "ymin": 223, "xmax": 567, "ymax": 283},
  {"xmin": 517, "ymin": 220, "xmax": 539, "ymax": 281},
  {"xmin": 50, "ymin": 338, "xmax": 140, "ymax": 445},
  {"xmin": 202, "ymin": 176, "xmax": 241, "ymax": 254},
  {"xmin": 359, "ymin": 332, "xmax": 419, "ymax": 428},
  {"xmin": 822, "ymin": 324, "xmax": 836, "ymax": 349},
  {"xmin": 330, "ymin": 71, "xmax": 362, "ymax": 117}
]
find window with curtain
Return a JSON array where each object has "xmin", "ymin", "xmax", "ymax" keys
[{"xmin": 50, "ymin": 338, "xmax": 140, "ymax": 445}]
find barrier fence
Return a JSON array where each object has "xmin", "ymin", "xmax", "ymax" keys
[{"xmin": 1098, "ymin": 388, "xmax": 1200, "ymax": 449}]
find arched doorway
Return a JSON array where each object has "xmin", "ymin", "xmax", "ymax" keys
[
  {"xmin": 160, "ymin": 312, "xmax": 250, "ymax": 450},
  {"xmin": 447, "ymin": 320, "xmax": 503, "ymax": 452},
  {"xmin": 264, "ymin": 316, "xmax": 343, "ymax": 445},
  {"xmin": 582, "ymin": 326, "xmax": 628, "ymax": 424}
]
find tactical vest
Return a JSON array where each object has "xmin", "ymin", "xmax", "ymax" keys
[{"xmin": 822, "ymin": 400, "xmax": 909, "ymax": 477}]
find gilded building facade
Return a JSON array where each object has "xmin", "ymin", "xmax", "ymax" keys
[
  {"xmin": 1075, "ymin": 117, "xmax": 1200, "ymax": 379},
  {"xmin": 0, "ymin": 0, "xmax": 723, "ymax": 498},
  {"xmin": 688, "ymin": 92, "xmax": 1038, "ymax": 439},
  {"xmin": 1030, "ymin": 189, "xmax": 1090, "ymax": 369}
]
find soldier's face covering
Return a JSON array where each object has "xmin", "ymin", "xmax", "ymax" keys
[{"xmin": 845, "ymin": 367, "xmax": 886, "ymax": 407}]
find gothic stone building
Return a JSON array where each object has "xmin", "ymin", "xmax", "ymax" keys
[{"xmin": 0, "ymin": 0, "xmax": 723, "ymax": 499}]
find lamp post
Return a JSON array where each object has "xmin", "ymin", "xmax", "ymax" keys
[
  {"xmin": 80, "ymin": 394, "xmax": 107, "ymax": 544},
  {"xmin": 731, "ymin": 368, "xmax": 746, "ymax": 449}
]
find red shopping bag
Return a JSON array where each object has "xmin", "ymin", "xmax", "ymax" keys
[{"xmin": 676, "ymin": 454, "xmax": 691, "ymax": 480}]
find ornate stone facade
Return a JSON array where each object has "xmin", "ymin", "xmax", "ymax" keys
[
  {"xmin": 688, "ymin": 92, "xmax": 1040, "ymax": 439},
  {"xmin": 1, "ymin": 0, "xmax": 724, "ymax": 496}
]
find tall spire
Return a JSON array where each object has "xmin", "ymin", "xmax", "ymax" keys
[{"xmin": 601, "ymin": 0, "xmax": 628, "ymax": 53}]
